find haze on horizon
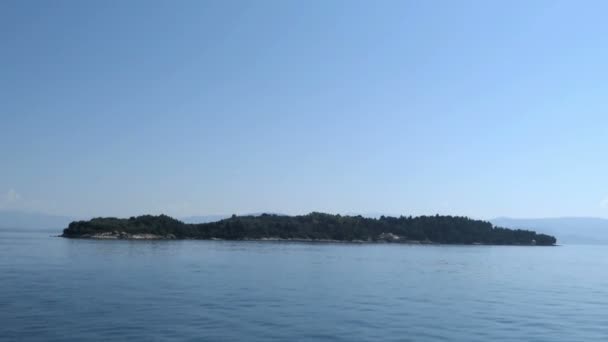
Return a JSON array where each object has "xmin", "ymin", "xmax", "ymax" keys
[{"xmin": 2, "ymin": 0, "xmax": 608, "ymax": 220}]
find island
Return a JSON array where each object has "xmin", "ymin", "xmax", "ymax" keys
[{"xmin": 61, "ymin": 213, "xmax": 557, "ymax": 245}]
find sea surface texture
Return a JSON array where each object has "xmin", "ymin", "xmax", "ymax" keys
[{"xmin": 1, "ymin": 231, "xmax": 607, "ymax": 341}]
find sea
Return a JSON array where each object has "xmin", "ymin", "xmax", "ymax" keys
[{"xmin": 1, "ymin": 230, "xmax": 607, "ymax": 341}]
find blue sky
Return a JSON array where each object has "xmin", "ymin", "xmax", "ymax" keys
[{"xmin": 2, "ymin": 0, "xmax": 608, "ymax": 219}]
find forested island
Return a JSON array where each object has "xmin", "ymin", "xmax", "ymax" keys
[{"xmin": 61, "ymin": 213, "xmax": 557, "ymax": 246}]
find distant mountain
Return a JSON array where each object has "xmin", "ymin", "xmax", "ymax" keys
[
  {"xmin": 491, "ymin": 217, "xmax": 608, "ymax": 245},
  {"xmin": 0, "ymin": 210, "xmax": 74, "ymax": 231}
]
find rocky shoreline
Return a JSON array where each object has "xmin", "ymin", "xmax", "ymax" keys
[
  {"xmin": 67, "ymin": 231, "xmax": 176, "ymax": 240},
  {"xmin": 62, "ymin": 231, "xmax": 429, "ymax": 243},
  {"xmin": 61, "ymin": 232, "xmax": 549, "ymax": 246}
]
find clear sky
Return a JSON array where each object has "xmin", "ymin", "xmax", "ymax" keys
[{"xmin": 2, "ymin": 0, "xmax": 608, "ymax": 219}]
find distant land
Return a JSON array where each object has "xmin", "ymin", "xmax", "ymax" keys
[
  {"xmin": 0, "ymin": 211, "xmax": 273, "ymax": 231},
  {"xmin": 491, "ymin": 217, "xmax": 608, "ymax": 245},
  {"xmin": 61, "ymin": 213, "xmax": 556, "ymax": 246},
  {"xmin": 0, "ymin": 210, "xmax": 74, "ymax": 232},
  {"xmin": 4, "ymin": 209, "xmax": 607, "ymax": 245}
]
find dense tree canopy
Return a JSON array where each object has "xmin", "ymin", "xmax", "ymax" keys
[{"xmin": 62, "ymin": 213, "xmax": 557, "ymax": 245}]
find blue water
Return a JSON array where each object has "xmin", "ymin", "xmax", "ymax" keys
[{"xmin": 1, "ymin": 231, "xmax": 607, "ymax": 341}]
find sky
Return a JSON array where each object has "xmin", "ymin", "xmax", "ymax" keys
[{"xmin": 2, "ymin": 0, "xmax": 608, "ymax": 219}]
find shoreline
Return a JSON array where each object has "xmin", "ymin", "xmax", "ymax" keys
[
  {"xmin": 60, "ymin": 233, "xmax": 553, "ymax": 246},
  {"xmin": 60, "ymin": 213, "xmax": 557, "ymax": 246}
]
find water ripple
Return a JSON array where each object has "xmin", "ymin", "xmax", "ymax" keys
[{"xmin": 1, "ymin": 232, "xmax": 608, "ymax": 341}]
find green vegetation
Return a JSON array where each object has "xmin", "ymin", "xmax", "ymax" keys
[{"xmin": 62, "ymin": 213, "xmax": 557, "ymax": 245}]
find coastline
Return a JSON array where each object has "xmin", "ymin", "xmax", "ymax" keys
[
  {"xmin": 60, "ymin": 213, "xmax": 557, "ymax": 246},
  {"xmin": 60, "ymin": 232, "xmax": 552, "ymax": 246}
]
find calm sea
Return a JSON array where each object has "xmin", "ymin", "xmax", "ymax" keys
[{"xmin": 1, "ymin": 231, "xmax": 607, "ymax": 341}]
